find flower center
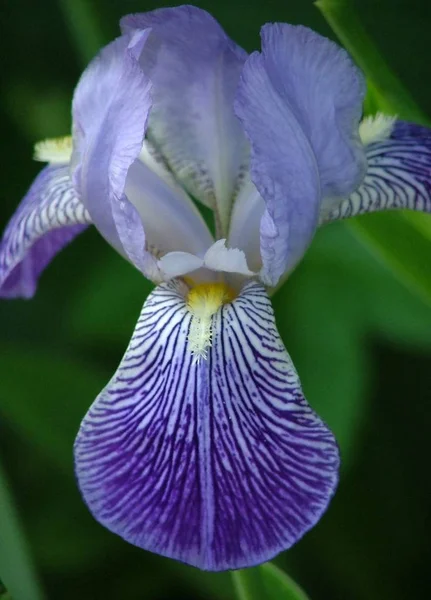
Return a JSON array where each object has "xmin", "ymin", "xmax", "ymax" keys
[{"xmin": 186, "ymin": 282, "xmax": 235, "ymax": 364}]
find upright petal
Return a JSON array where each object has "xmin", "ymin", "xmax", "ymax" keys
[
  {"xmin": 126, "ymin": 156, "xmax": 214, "ymax": 259},
  {"xmin": 320, "ymin": 121, "xmax": 431, "ymax": 223},
  {"xmin": 75, "ymin": 280, "xmax": 338, "ymax": 570},
  {"xmin": 235, "ymin": 24, "xmax": 366, "ymax": 285},
  {"xmin": 72, "ymin": 30, "xmax": 159, "ymax": 279},
  {"xmin": 121, "ymin": 6, "xmax": 248, "ymax": 235},
  {"xmin": 228, "ymin": 175, "xmax": 265, "ymax": 272},
  {"xmin": 0, "ymin": 165, "xmax": 91, "ymax": 298}
]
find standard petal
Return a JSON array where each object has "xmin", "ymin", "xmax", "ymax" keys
[
  {"xmin": 235, "ymin": 24, "xmax": 366, "ymax": 285},
  {"xmin": 72, "ymin": 30, "xmax": 159, "ymax": 278},
  {"xmin": 0, "ymin": 165, "xmax": 91, "ymax": 298},
  {"xmin": 121, "ymin": 6, "xmax": 248, "ymax": 235},
  {"xmin": 126, "ymin": 157, "xmax": 214, "ymax": 259},
  {"xmin": 320, "ymin": 121, "xmax": 431, "ymax": 223},
  {"xmin": 228, "ymin": 176, "xmax": 265, "ymax": 272},
  {"xmin": 75, "ymin": 280, "xmax": 338, "ymax": 571}
]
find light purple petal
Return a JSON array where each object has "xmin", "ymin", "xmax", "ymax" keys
[
  {"xmin": 126, "ymin": 155, "xmax": 214, "ymax": 258},
  {"xmin": 75, "ymin": 280, "xmax": 338, "ymax": 570},
  {"xmin": 228, "ymin": 176, "xmax": 265, "ymax": 272},
  {"xmin": 121, "ymin": 6, "xmax": 248, "ymax": 234},
  {"xmin": 72, "ymin": 30, "xmax": 159, "ymax": 278},
  {"xmin": 0, "ymin": 165, "xmax": 91, "ymax": 298},
  {"xmin": 235, "ymin": 24, "xmax": 366, "ymax": 285},
  {"xmin": 320, "ymin": 121, "xmax": 431, "ymax": 223}
]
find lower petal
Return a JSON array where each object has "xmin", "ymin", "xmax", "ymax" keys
[
  {"xmin": 74, "ymin": 281, "xmax": 338, "ymax": 570},
  {"xmin": 0, "ymin": 165, "xmax": 91, "ymax": 298},
  {"xmin": 320, "ymin": 121, "xmax": 431, "ymax": 223}
]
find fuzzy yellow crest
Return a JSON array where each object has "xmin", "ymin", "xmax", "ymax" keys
[
  {"xmin": 359, "ymin": 113, "xmax": 397, "ymax": 146},
  {"xmin": 34, "ymin": 136, "xmax": 73, "ymax": 164},
  {"xmin": 186, "ymin": 283, "xmax": 235, "ymax": 364}
]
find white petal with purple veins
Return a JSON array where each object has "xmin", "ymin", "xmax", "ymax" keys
[
  {"xmin": 0, "ymin": 165, "xmax": 91, "ymax": 298},
  {"xmin": 75, "ymin": 281, "xmax": 339, "ymax": 571},
  {"xmin": 320, "ymin": 121, "xmax": 431, "ymax": 223}
]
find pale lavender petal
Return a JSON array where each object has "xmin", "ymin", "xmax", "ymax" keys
[
  {"xmin": 126, "ymin": 157, "xmax": 214, "ymax": 258},
  {"xmin": 72, "ymin": 30, "xmax": 159, "ymax": 278},
  {"xmin": 121, "ymin": 6, "xmax": 248, "ymax": 235},
  {"xmin": 235, "ymin": 24, "xmax": 366, "ymax": 285},
  {"xmin": 228, "ymin": 176, "xmax": 265, "ymax": 272},
  {"xmin": 203, "ymin": 239, "xmax": 254, "ymax": 275},
  {"xmin": 235, "ymin": 50, "xmax": 319, "ymax": 287},
  {"xmin": 0, "ymin": 165, "xmax": 91, "ymax": 298},
  {"xmin": 158, "ymin": 251, "xmax": 204, "ymax": 279},
  {"xmin": 320, "ymin": 121, "xmax": 431, "ymax": 223},
  {"xmin": 75, "ymin": 280, "xmax": 338, "ymax": 570}
]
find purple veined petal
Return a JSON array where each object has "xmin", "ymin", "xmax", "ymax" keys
[
  {"xmin": 74, "ymin": 280, "xmax": 339, "ymax": 570},
  {"xmin": 72, "ymin": 30, "xmax": 159, "ymax": 279},
  {"xmin": 121, "ymin": 6, "xmax": 249, "ymax": 235},
  {"xmin": 0, "ymin": 164, "xmax": 91, "ymax": 298},
  {"xmin": 235, "ymin": 24, "xmax": 366, "ymax": 286},
  {"xmin": 320, "ymin": 121, "xmax": 431, "ymax": 223}
]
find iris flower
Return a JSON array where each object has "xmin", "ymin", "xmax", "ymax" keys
[{"xmin": 1, "ymin": 5, "xmax": 431, "ymax": 571}]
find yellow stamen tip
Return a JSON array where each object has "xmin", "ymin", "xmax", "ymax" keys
[
  {"xmin": 359, "ymin": 113, "xmax": 397, "ymax": 146},
  {"xmin": 187, "ymin": 282, "xmax": 235, "ymax": 313},
  {"xmin": 34, "ymin": 135, "xmax": 73, "ymax": 164},
  {"xmin": 186, "ymin": 283, "xmax": 235, "ymax": 364}
]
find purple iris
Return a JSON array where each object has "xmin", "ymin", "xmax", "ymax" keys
[{"xmin": 1, "ymin": 5, "xmax": 431, "ymax": 572}]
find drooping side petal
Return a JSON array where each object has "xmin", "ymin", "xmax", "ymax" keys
[
  {"xmin": 75, "ymin": 280, "xmax": 339, "ymax": 570},
  {"xmin": 72, "ymin": 30, "xmax": 159, "ymax": 279},
  {"xmin": 0, "ymin": 165, "xmax": 91, "ymax": 298},
  {"xmin": 235, "ymin": 24, "xmax": 366, "ymax": 285},
  {"xmin": 320, "ymin": 121, "xmax": 431, "ymax": 223},
  {"xmin": 121, "ymin": 6, "xmax": 248, "ymax": 235}
]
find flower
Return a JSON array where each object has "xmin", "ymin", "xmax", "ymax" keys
[{"xmin": 1, "ymin": 5, "xmax": 431, "ymax": 571}]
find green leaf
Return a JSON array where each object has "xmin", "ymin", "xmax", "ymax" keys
[
  {"xmin": 348, "ymin": 213, "xmax": 431, "ymax": 307},
  {"xmin": 315, "ymin": 0, "xmax": 428, "ymax": 123},
  {"xmin": 232, "ymin": 563, "xmax": 310, "ymax": 600},
  {"xmin": 0, "ymin": 345, "xmax": 107, "ymax": 468},
  {"xmin": 67, "ymin": 251, "xmax": 152, "ymax": 344},
  {"xmin": 0, "ymin": 462, "xmax": 45, "ymax": 600},
  {"xmin": 317, "ymin": 0, "xmax": 431, "ymax": 304},
  {"xmin": 313, "ymin": 223, "xmax": 431, "ymax": 349},
  {"xmin": 401, "ymin": 211, "xmax": 431, "ymax": 243}
]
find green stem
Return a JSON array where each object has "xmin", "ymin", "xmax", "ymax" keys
[
  {"xmin": 231, "ymin": 569, "xmax": 264, "ymax": 600},
  {"xmin": 231, "ymin": 565, "xmax": 311, "ymax": 600},
  {"xmin": 0, "ymin": 462, "xmax": 45, "ymax": 600}
]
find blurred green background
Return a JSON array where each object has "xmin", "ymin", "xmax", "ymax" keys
[{"xmin": 1, "ymin": 0, "xmax": 431, "ymax": 598}]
